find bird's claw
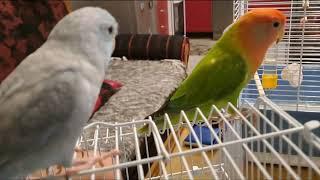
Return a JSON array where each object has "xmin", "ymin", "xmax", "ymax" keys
[
  {"xmin": 42, "ymin": 165, "xmax": 65, "ymax": 177},
  {"xmin": 55, "ymin": 165, "xmax": 64, "ymax": 174},
  {"xmin": 65, "ymin": 149, "xmax": 120, "ymax": 176},
  {"xmin": 30, "ymin": 149, "xmax": 120, "ymax": 178},
  {"xmin": 98, "ymin": 159, "xmax": 105, "ymax": 167},
  {"xmin": 74, "ymin": 146, "xmax": 87, "ymax": 158}
]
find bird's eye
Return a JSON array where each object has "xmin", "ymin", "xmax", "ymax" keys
[
  {"xmin": 108, "ymin": 26, "xmax": 113, "ymax": 34},
  {"xmin": 273, "ymin": 22, "xmax": 280, "ymax": 28}
]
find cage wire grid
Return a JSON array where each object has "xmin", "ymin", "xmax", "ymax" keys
[
  {"xmin": 33, "ymin": 96, "xmax": 319, "ymax": 180},
  {"xmin": 237, "ymin": 0, "xmax": 320, "ymax": 112}
]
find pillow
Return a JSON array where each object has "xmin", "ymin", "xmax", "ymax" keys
[{"xmin": 91, "ymin": 79, "xmax": 123, "ymax": 116}]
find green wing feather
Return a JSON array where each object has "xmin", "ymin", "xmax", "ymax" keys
[{"xmin": 139, "ymin": 45, "xmax": 250, "ymax": 133}]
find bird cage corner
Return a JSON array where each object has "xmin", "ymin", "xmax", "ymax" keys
[{"xmin": 237, "ymin": 0, "xmax": 320, "ymax": 113}]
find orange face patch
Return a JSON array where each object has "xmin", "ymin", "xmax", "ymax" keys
[{"xmin": 235, "ymin": 8, "xmax": 286, "ymax": 74}]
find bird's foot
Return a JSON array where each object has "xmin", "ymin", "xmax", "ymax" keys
[
  {"xmin": 65, "ymin": 149, "xmax": 120, "ymax": 176},
  {"xmin": 74, "ymin": 146, "xmax": 88, "ymax": 158},
  {"xmin": 56, "ymin": 164, "xmax": 65, "ymax": 175},
  {"xmin": 44, "ymin": 164, "xmax": 63, "ymax": 176},
  {"xmin": 38, "ymin": 149, "xmax": 120, "ymax": 178},
  {"xmin": 45, "ymin": 146, "xmax": 88, "ymax": 175}
]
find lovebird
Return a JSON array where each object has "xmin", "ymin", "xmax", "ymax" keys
[
  {"xmin": 140, "ymin": 8, "xmax": 286, "ymax": 133},
  {"xmin": 0, "ymin": 7, "xmax": 118, "ymax": 178}
]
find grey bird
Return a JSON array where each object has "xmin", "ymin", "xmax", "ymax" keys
[{"xmin": 0, "ymin": 7, "xmax": 118, "ymax": 178}]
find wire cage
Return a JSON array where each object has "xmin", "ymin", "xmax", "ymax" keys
[
  {"xmin": 238, "ymin": 0, "xmax": 320, "ymax": 112},
  {"xmin": 42, "ymin": 96, "xmax": 319, "ymax": 180}
]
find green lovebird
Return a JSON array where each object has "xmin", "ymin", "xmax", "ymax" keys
[{"xmin": 140, "ymin": 8, "xmax": 286, "ymax": 133}]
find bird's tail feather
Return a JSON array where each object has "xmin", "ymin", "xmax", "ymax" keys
[{"xmin": 138, "ymin": 116, "xmax": 166, "ymax": 134}]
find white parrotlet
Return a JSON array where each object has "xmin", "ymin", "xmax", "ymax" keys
[{"xmin": 0, "ymin": 7, "xmax": 118, "ymax": 178}]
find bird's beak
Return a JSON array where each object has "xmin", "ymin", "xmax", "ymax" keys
[
  {"xmin": 112, "ymin": 39, "xmax": 116, "ymax": 52},
  {"xmin": 276, "ymin": 30, "xmax": 285, "ymax": 44},
  {"xmin": 276, "ymin": 37, "xmax": 281, "ymax": 44}
]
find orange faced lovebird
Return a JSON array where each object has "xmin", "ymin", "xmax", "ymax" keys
[{"xmin": 140, "ymin": 8, "xmax": 286, "ymax": 133}]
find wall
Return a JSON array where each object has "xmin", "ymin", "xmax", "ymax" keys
[
  {"xmin": 70, "ymin": 0, "xmax": 158, "ymax": 34},
  {"xmin": 134, "ymin": 0, "xmax": 158, "ymax": 34},
  {"xmin": 212, "ymin": 0, "xmax": 233, "ymax": 39},
  {"xmin": 70, "ymin": 0, "xmax": 233, "ymax": 37}
]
